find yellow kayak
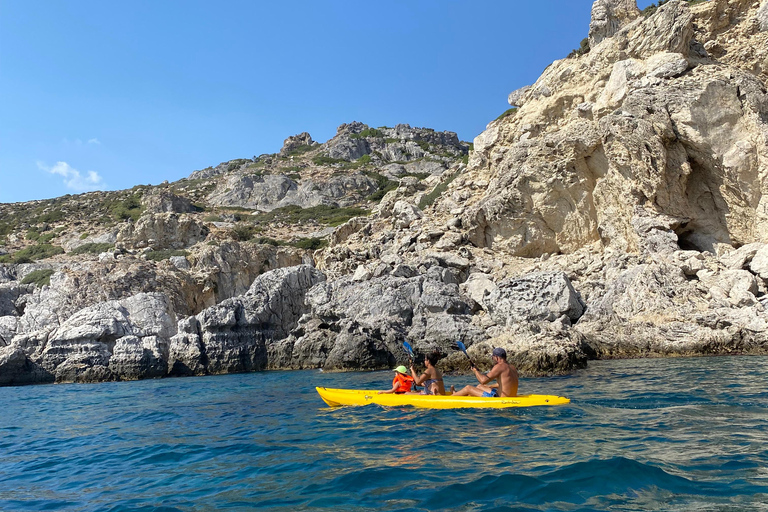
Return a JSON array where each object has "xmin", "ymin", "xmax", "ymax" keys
[{"xmin": 316, "ymin": 387, "xmax": 570, "ymax": 409}]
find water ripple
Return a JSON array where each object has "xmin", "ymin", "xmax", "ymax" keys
[{"xmin": 2, "ymin": 358, "xmax": 768, "ymax": 511}]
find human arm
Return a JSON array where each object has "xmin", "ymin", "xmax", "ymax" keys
[
  {"xmin": 410, "ymin": 365, "xmax": 430, "ymax": 386},
  {"xmin": 378, "ymin": 382, "xmax": 399, "ymax": 394},
  {"xmin": 473, "ymin": 365, "xmax": 501, "ymax": 386}
]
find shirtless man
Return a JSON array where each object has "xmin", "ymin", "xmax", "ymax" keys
[
  {"xmin": 410, "ymin": 351, "xmax": 445, "ymax": 395},
  {"xmin": 452, "ymin": 347, "xmax": 518, "ymax": 397}
]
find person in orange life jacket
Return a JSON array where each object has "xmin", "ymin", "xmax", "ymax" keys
[
  {"xmin": 378, "ymin": 366, "xmax": 415, "ymax": 394},
  {"xmin": 410, "ymin": 351, "xmax": 445, "ymax": 395}
]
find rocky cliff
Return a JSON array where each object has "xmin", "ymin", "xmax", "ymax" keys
[{"xmin": 1, "ymin": 0, "xmax": 767, "ymax": 385}]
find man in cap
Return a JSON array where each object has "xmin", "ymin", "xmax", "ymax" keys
[{"xmin": 451, "ymin": 347, "xmax": 518, "ymax": 397}]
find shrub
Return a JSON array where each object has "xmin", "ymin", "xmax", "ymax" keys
[
  {"xmin": 312, "ymin": 155, "xmax": 346, "ymax": 166},
  {"xmin": 34, "ymin": 209, "xmax": 64, "ymax": 224},
  {"xmin": 145, "ymin": 249, "xmax": 189, "ymax": 261},
  {"xmin": 349, "ymin": 128, "xmax": 384, "ymax": 139},
  {"xmin": 79, "ymin": 232, "xmax": 90, "ymax": 240},
  {"xmin": 0, "ymin": 244, "xmax": 65, "ymax": 264},
  {"xmin": 107, "ymin": 194, "xmax": 144, "ymax": 221},
  {"xmin": 253, "ymin": 205, "xmax": 369, "ymax": 227},
  {"xmin": 568, "ymin": 38, "xmax": 590, "ymax": 58},
  {"xmin": 418, "ymin": 171, "xmax": 462, "ymax": 210},
  {"xmin": 290, "ymin": 237, "xmax": 328, "ymax": 250},
  {"xmin": 284, "ymin": 145, "xmax": 315, "ymax": 157},
  {"xmin": 21, "ymin": 269, "xmax": 55, "ymax": 287},
  {"xmin": 363, "ymin": 171, "xmax": 398, "ymax": 202},
  {"xmin": 26, "ymin": 229, "xmax": 41, "ymax": 241},
  {"xmin": 495, "ymin": 108, "xmax": 518, "ymax": 122},
  {"xmin": 232, "ymin": 225, "xmax": 258, "ymax": 242},
  {"xmin": 71, "ymin": 243, "xmax": 114, "ymax": 255},
  {"xmin": 253, "ymin": 236, "xmax": 283, "ymax": 246}
]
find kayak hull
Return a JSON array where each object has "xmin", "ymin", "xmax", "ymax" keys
[{"xmin": 316, "ymin": 387, "xmax": 570, "ymax": 409}]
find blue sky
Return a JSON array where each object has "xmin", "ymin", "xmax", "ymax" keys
[{"xmin": 0, "ymin": 0, "xmax": 657, "ymax": 204}]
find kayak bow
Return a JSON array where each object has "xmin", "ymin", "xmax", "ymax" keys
[{"xmin": 316, "ymin": 387, "xmax": 570, "ymax": 409}]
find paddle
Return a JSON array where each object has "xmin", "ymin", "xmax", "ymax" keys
[
  {"xmin": 454, "ymin": 341, "xmax": 476, "ymax": 370},
  {"xmin": 403, "ymin": 340, "xmax": 415, "ymax": 363},
  {"xmin": 403, "ymin": 341, "xmax": 420, "ymax": 391}
]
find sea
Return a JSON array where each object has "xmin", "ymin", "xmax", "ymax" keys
[{"xmin": 2, "ymin": 355, "xmax": 767, "ymax": 511}]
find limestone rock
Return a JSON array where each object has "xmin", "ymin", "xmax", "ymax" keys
[
  {"xmin": 508, "ymin": 86, "xmax": 531, "ymax": 107},
  {"xmin": 589, "ymin": 0, "xmax": 640, "ymax": 48},
  {"xmin": 280, "ymin": 132, "xmax": 315, "ymax": 156},
  {"xmin": 169, "ymin": 265, "xmax": 325, "ymax": 375},
  {"xmin": 0, "ymin": 346, "xmax": 53, "ymax": 386},
  {"xmin": 750, "ymin": 245, "xmax": 768, "ymax": 280},
  {"xmin": 117, "ymin": 213, "xmax": 209, "ymax": 250},
  {"xmin": 275, "ymin": 267, "xmax": 484, "ymax": 371},
  {"xmin": 485, "ymin": 272, "xmax": 585, "ymax": 326},
  {"xmin": 142, "ymin": 189, "xmax": 196, "ymax": 214},
  {"xmin": 759, "ymin": 0, "xmax": 768, "ymax": 32}
]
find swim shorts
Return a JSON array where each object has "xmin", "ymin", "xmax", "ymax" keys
[{"xmin": 482, "ymin": 389, "xmax": 499, "ymax": 398}]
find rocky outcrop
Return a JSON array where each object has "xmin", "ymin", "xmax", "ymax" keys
[
  {"xmin": 280, "ymin": 132, "xmax": 315, "ymax": 156},
  {"xmin": 463, "ymin": 0, "xmax": 768, "ymax": 258},
  {"xmin": 270, "ymin": 261, "xmax": 484, "ymax": 371},
  {"xmin": 589, "ymin": 0, "xmax": 640, "ymax": 48},
  {"xmin": 206, "ymin": 173, "xmax": 377, "ymax": 211},
  {"xmin": 117, "ymin": 213, "xmax": 209, "ymax": 250},
  {"xmin": 142, "ymin": 189, "xmax": 197, "ymax": 214},
  {"xmin": 168, "ymin": 265, "xmax": 325, "ymax": 375},
  {"xmin": 759, "ymin": 0, "xmax": 768, "ymax": 32}
]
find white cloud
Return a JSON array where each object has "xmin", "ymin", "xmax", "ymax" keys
[
  {"xmin": 37, "ymin": 161, "xmax": 105, "ymax": 192},
  {"xmin": 87, "ymin": 138, "xmax": 101, "ymax": 145}
]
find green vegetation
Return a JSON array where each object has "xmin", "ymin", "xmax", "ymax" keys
[
  {"xmin": 284, "ymin": 145, "xmax": 315, "ymax": 157},
  {"xmin": 79, "ymin": 232, "xmax": 90, "ymax": 240},
  {"xmin": 642, "ymin": 0, "xmax": 706, "ymax": 16},
  {"xmin": 105, "ymin": 193, "xmax": 144, "ymax": 221},
  {"xmin": 495, "ymin": 108, "xmax": 518, "ymax": 122},
  {"xmin": 313, "ymin": 155, "xmax": 347, "ymax": 166},
  {"xmin": 0, "ymin": 244, "xmax": 65, "ymax": 264},
  {"xmin": 145, "ymin": 249, "xmax": 189, "ymax": 262},
  {"xmin": 349, "ymin": 128, "xmax": 384, "ymax": 139},
  {"xmin": 253, "ymin": 236, "xmax": 282, "ymax": 246},
  {"xmin": 227, "ymin": 159, "xmax": 250, "ymax": 172},
  {"xmin": 71, "ymin": 243, "xmax": 114, "ymax": 255},
  {"xmin": 289, "ymin": 237, "xmax": 328, "ymax": 250},
  {"xmin": 568, "ymin": 38, "xmax": 590, "ymax": 58},
  {"xmin": 253, "ymin": 204, "xmax": 369, "ymax": 227},
  {"xmin": 363, "ymin": 171, "xmax": 398, "ymax": 202},
  {"xmin": 418, "ymin": 170, "xmax": 462, "ymax": 210},
  {"xmin": 416, "ymin": 141, "xmax": 431, "ymax": 152},
  {"xmin": 21, "ymin": 269, "xmax": 55, "ymax": 287},
  {"xmin": 34, "ymin": 209, "xmax": 65, "ymax": 224},
  {"xmin": 232, "ymin": 224, "xmax": 262, "ymax": 242}
]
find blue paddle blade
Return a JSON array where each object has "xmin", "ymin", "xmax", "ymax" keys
[
  {"xmin": 456, "ymin": 341, "xmax": 467, "ymax": 353},
  {"xmin": 403, "ymin": 341, "xmax": 414, "ymax": 358}
]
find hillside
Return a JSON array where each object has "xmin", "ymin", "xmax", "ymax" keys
[{"xmin": 1, "ymin": 0, "xmax": 768, "ymax": 385}]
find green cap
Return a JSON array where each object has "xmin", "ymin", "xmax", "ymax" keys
[{"xmin": 394, "ymin": 365, "xmax": 408, "ymax": 374}]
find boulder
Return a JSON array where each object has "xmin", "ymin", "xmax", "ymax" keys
[
  {"xmin": 485, "ymin": 272, "xmax": 585, "ymax": 326},
  {"xmin": 0, "ymin": 346, "xmax": 53, "ymax": 386}
]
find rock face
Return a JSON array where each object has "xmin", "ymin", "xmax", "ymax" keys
[
  {"xmin": 169, "ymin": 265, "xmax": 325, "ymax": 375},
  {"xmin": 589, "ymin": 0, "xmax": 640, "ymax": 48},
  {"xmin": 465, "ymin": 0, "xmax": 768, "ymax": 258}
]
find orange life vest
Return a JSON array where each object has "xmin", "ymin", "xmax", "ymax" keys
[{"xmin": 393, "ymin": 373, "xmax": 414, "ymax": 393}]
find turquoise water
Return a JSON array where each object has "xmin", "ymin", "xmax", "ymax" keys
[{"xmin": 2, "ymin": 356, "xmax": 768, "ymax": 511}]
